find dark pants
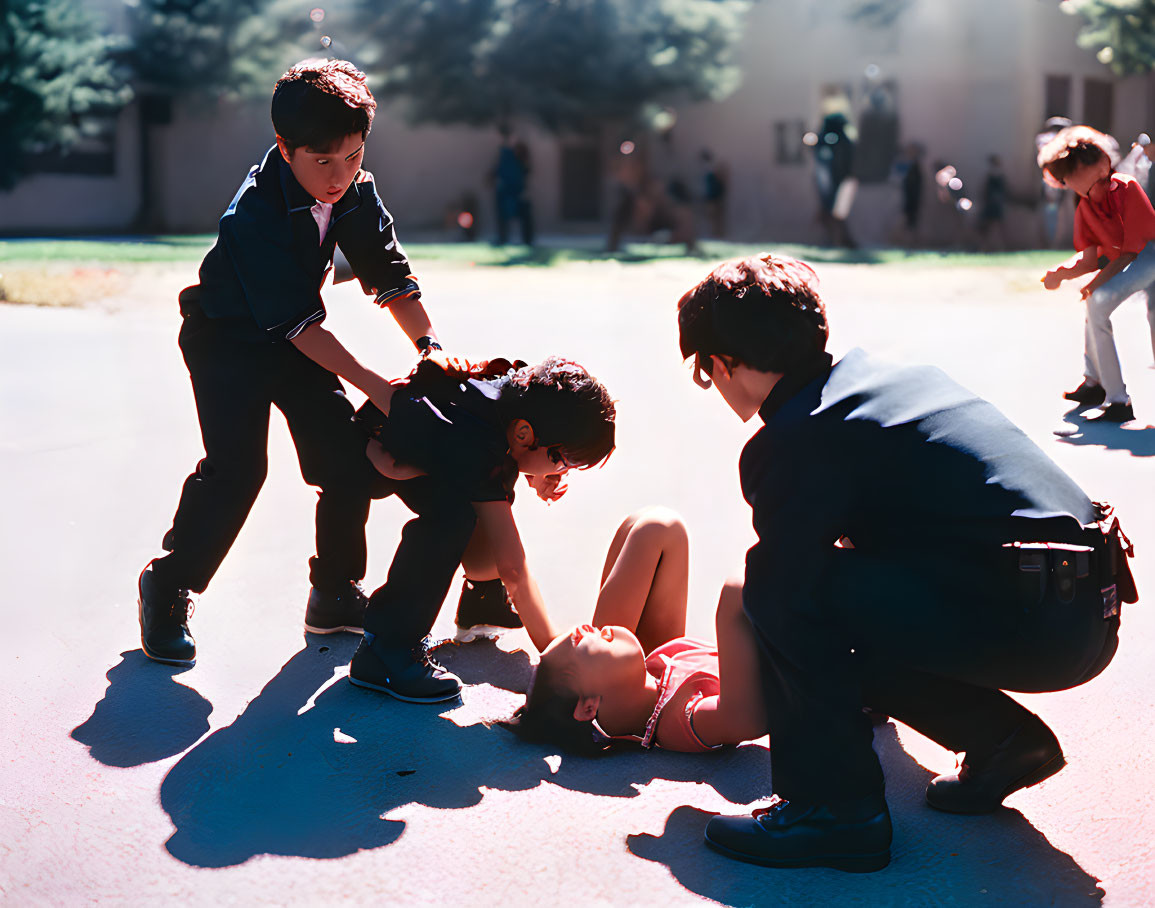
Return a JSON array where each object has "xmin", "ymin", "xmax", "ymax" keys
[
  {"xmin": 748, "ymin": 544, "xmax": 1120, "ymax": 804},
  {"xmin": 362, "ymin": 477, "xmax": 478, "ymax": 645},
  {"xmin": 151, "ymin": 311, "xmax": 373, "ymax": 595}
]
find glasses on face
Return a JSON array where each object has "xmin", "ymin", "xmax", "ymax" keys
[{"xmin": 547, "ymin": 445, "xmax": 575, "ymax": 472}]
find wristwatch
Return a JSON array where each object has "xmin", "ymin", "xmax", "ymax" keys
[{"xmin": 415, "ymin": 335, "xmax": 443, "ymax": 358}]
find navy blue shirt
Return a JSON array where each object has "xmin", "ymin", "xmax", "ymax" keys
[
  {"xmin": 195, "ymin": 145, "xmax": 419, "ymax": 342},
  {"xmin": 740, "ymin": 348, "xmax": 1095, "ymax": 617}
]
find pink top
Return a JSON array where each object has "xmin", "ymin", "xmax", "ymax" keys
[
  {"xmin": 606, "ymin": 637, "xmax": 722, "ymax": 753},
  {"xmin": 1073, "ymin": 173, "xmax": 1155, "ymax": 261}
]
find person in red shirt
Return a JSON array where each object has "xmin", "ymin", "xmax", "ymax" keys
[{"xmin": 1040, "ymin": 125, "xmax": 1155, "ymax": 422}]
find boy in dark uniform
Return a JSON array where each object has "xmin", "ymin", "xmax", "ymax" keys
[
  {"xmin": 677, "ymin": 254, "xmax": 1134, "ymax": 872},
  {"xmin": 350, "ymin": 356, "xmax": 616, "ymax": 702},
  {"xmin": 138, "ymin": 60, "xmax": 442, "ymax": 666}
]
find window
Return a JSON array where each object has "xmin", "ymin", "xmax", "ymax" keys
[
  {"xmin": 1083, "ymin": 78, "xmax": 1114, "ymax": 135},
  {"xmin": 1044, "ymin": 74, "xmax": 1071, "ymax": 121},
  {"xmin": 774, "ymin": 120, "xmax": 806, "ymax": 165}
]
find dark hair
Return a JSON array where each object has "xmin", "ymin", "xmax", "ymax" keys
[
  {"xmin": 272, "ymin": 59, "xmax": 376, "ymax": 152},
  {"xmin": 677, "ymin": 254, "xmax": 828, "ymax": 374},
  {"xmin": 498, "ymin": 356, "xmax": 616, "ymax": 469},
  {"xmin": 499, "ymin": 660, "xmax": 612, "ymax": 757},
  {"xmin": 1037, "ymin": 125, "xmax": 1113, "ymax": 186}
]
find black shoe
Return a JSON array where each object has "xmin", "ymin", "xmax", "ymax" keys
[
  {"xmin": 926, "ymin": 716, "xmax": 1065, "ymax": 814},
  {"xmin": 348, "ymin": 633, "xmax": 462, "ymax": 703},
  {"xmin": 304, "ymin": 581, "xmax": 368, "ymax": 634},
  {"xmin": 1087, "ymin": 402, "xmax": 1135, "ymax": 423},
  {"xmin": 453, "ymin": 578, "xmax": 522, "ymax": 643},
  {"xmin": 1063, "ymin": 380, "xmax": 1106, "ymax": 406},
  {"xmin": 138, "ymin": 562, "xmax": 196, "ymax": 667},
  {"xmin": 704, "ymin": 794, "xmax": 892, "ymax": 873}
]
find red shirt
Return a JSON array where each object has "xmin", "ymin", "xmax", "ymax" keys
[{"xmin": 1073, "ymin": 173, "xmax": 1155, "ymax": 261}]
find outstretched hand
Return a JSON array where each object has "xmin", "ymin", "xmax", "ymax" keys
[{"xmin": 1041, "ymin": 269, "xmax": 1064, "ymax": 291}]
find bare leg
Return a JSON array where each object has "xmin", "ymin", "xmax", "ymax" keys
[{"xmin": 592, "ymin": 507, "xmax": 688, "ymax": 654}]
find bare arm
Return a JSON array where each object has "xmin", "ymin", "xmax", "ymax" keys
[
  {"xmin": 365, "ymin": 439, "xmax": 427, "ymax": 480},
  {"xmin": 473, "ymin": 500, "xmax": 556, "ymax": 650},
  {"xmin": 386, "ymin": 294, "xmax": 440, "ymax": 349},
  {"xmin": 1042, "ymin": 248, "xmax": 1098, "ymax": 290},
  {"xmin": 1080, "ymin": 251, "xmax": 1136, "ymax": 299},
  {"xmin": 290, "ymin": 322, "xmax": 396, "ymax": 413},
  {"xmin": 680, "ymin": 580, "xmax": 768, "ymax": 748}
]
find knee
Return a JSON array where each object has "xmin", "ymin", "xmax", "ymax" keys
[
  {"xmin": 196, "ymin": 455, "xmax": 266, "ymax": 496},
  {"xmin": 716, "ymin": 578, "xmax": 745, "ymax": 621},
  {"xmin": 623, "ymin": 506, "xmax": 689, "ymax": 550},
  {"xmin": 1086, "ymin": 287, "xmax": 1118, "ymax": 317}
]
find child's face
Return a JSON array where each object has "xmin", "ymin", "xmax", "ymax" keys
[
  {"xmin": 277, "ymin": 131, "xmax": 365, "ymax": 204},
  {"xmin": 540, "ymin": 624, "xmax": 645, "ymax": 695},
  {"xmin": 1059, "ymin": 157, "xmax": 1111, "ymax": 201},
  {"xmin": 512, "ymin": 442, "xmax": 572, "ymax": 479}
]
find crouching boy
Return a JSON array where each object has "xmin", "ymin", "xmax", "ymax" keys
[{"xmin": 350, "ymin": 356, "xmax": 616, "ymax": 702}]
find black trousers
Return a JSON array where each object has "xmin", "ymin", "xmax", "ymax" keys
[
  {"xmin": 151, "ymin": 312, "xmax": 373, "ymax": 595},
  {"xmin": 362, "ymin": 476, "xmax": 478, "ymax": 646},
  {"xmin": 747, "ymin": 544, "xmax": 1120, "ymax": 804}
]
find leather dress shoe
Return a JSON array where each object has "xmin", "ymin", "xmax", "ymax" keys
[
  {"xmin": 926, "ymin": 716, "xmax": 1065, "ymax": 814},
  {"xmin": 704, "ymin": 793, "xmax": 892, "ymax": 873},
  {"xmin": 1063, "ymin": 380, "xmax": 1106, "ymax": 406},
  {"xmin": 138, "ymin": 562, "xmax": 196, "ymax": 666}
]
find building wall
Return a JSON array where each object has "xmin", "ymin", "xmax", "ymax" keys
[{"xmin": 3, "ymin": 0, "xmax": 1154, "ymax": 244}]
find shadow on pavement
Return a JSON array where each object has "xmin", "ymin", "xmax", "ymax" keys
[
  {"xmin": 626, "ymin": 723, "xmax": 1104, "ymax": 905},
  {"xmin": 71, "ymin": 650, "xmax": 212, "ymax": 767},
  {"xmin": 1055, "ymin": 407, "xmax": 1155, "ymax": 456}
]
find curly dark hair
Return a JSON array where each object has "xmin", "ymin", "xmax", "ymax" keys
[
  {"xmin": 272, "ymin": 59, "xmax": 376, "ymax": 152},
  {"xmin": 497, "ymin": 356, "xmax": 616, "ymax": 469},
  {"xmin": 1037, "ymin": 125, "xmax": 1114, "ymax": 188},
  {"xmin": 677, "ymin": 254, "xmax": 828, "ymax": 375}
]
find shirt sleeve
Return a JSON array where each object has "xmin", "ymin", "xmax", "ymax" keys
[
  {"xmin": 1118, "ymin": 178, "xmax": 1155, "ymax": 253},
  {"xmin": 219, "ymin": 200, "xmax": 326, "ymax": 340},
  {"xmin": 334, "ymin": 171, "xmax": 422, "ymax": 306}
]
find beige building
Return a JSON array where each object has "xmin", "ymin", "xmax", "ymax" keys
[{"xmin": 4, "ymin": 0, "xmax": 1154, "ymax": 246}]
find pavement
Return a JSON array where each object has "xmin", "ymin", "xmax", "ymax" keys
[{"xmin": 1, "ymin": 253, "xmax": 1153, "ymax": 906}]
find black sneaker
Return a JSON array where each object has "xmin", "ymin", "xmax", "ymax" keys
[
  {"xmin": 348, "ymin": 633, "xmax": 462, "ymax": 703},
  {"xmin": 1063, "ymin": 380, "xmax": 1106, "ymax": 406},
  {"xmin": 1088, "ymin": 402, "xmax": 1135, "ymax": 423},
  {"xmin": 304, "ymin": 581, "xmax": 368, "ymax": 634},
  {"xmin": 453, "ymin": 578, "xmax": 522, "ymax": 643},
  {"xmin": 138, "ymin": 562, "xmax": 196, "ymax": 667}
]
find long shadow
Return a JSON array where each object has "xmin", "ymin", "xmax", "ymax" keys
[
  {"xmin": 626, "ymin": 723, "xmax": 1104, "ymax": 906},
  {"xmin": 159, "ymin": 637, "xmax": 556, "ymax": 867},
  {"xmin": 1055, "ymin": 406, "xmax": 1155, "ymax": 456},
  {"xmin": 71, "ymin": 650, "xmax": 212, "ymax": 767}
]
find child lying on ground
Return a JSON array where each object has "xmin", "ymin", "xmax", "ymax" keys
[
  {"xmin": 350, "ymin": 355, "xmax": 616, "ymax": 703},
  {"xmin": 503, "ymin": 507, "xmax": 768, "ymax": 754}
]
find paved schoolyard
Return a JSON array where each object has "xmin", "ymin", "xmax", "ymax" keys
[{"xmin": 1, "ymin": 252, "xmax": 1152, "ymax": 905}]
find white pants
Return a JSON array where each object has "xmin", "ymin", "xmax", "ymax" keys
[{"xmin": 1084, "ymin": 240, "xmax": 1155, "ymax": 404}]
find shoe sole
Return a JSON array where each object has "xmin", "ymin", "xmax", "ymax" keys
[
  {"xmin": 704, "ymin": 836, "xmax": 890, "ymax": 873},
  {"xmin": 138, "ymin": 574, "xmax": 196, "ymax": 668},
  {"xmin": 454, "ymin": 623, "xmax": 518, "ymax": 643},
  {"xmin": 303, "ymin": 623, "xmax": 365, "ymax": 635},
  {"xmin": 926, "ymin": 752, "xmax": 1067, "ymax": 815},
  {"xmin": 348, "ymin": 673, "xmax": 461, "ymax": 703}
]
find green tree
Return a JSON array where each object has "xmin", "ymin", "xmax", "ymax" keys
[
  {"xmin": 1063, "ymin": 0, "xmax": 1155, "ymax": 76},
  {"xmin": 343, "ymin": 0, "xmax": 751, "ymax": 132},
  {"xmin": 0, "ymin": 0, "xmax": 132, "ymax": 191}
]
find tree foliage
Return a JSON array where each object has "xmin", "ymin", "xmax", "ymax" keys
[
  {"xmin": 1063, "ymin": 0, "xmax": 1155, "ymax": 76},
  {"xmin": 343, "ymin": 0, "xmax": 752, "ymax": 132},
  {"xmin": 0, "ymin": 0, "xmax": 132, "ymax": 190}
]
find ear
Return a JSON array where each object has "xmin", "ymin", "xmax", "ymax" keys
[
  {"xmin": 275, "ymin": 135, "xmax": 293, "ymax": 164},
  {"xmin": 509, "ymin": 418, "xmax": 536, "ymax": 449},
  {"xmin": 710, "ymin": 354, "xmax": 734, "ymax": 380},
  {"xmin": 573, "ymin": 695, "xmax": 601, "ymax": 722}
]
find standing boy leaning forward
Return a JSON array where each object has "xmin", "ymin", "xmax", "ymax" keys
[
  {"xmin": 349, "ymin": 357, "xmax": 616, "ymax": 702},
  {"xmin": 678, "ymin": 254, "xmax": 1134, "ymax": 872},
  {"xmin": 1040, "ymin": 125, "xmax": 1155, "ymax": 423},
  {"xmin": 138, "ymin": 60, "xmax": 440, "ymax": 666}
]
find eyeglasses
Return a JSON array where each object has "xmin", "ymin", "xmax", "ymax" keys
[{"xmin": 547, "ymin": 445, "xmax": 576, "ymax": 472}]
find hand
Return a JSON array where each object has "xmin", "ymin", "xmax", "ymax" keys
[
  {"xmin": 526, "ymin": 473, "xmax": 568, "ymax": 503},
  {"xmin": 423, "ymin": 349, "xmax": 474, "ymax": 374},
  {"xmin": 1080, "ymin": 278, "xmax": 1100, "ymax": 300},
  {"xmin": 1041, "ymin": 270, "xmax": 1064, "ymax": 291}
]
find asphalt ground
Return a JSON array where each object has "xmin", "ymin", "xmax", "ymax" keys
[{"xmin": 1, "ymin": 254, "xmax": 1153, "ymax": 906}]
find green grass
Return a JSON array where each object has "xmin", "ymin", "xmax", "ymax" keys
[{"xmin": 0, "ymin": 235, "xmax": 1067, "ymax": 269}]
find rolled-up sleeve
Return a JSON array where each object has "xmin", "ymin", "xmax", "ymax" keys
[
  {"xmin": 335, "ymin": 172, "xmax": 422, "ymax": 306},
  {"xmin": 219, "ymin": 204, "xmax": 326, "ymax": 340}
]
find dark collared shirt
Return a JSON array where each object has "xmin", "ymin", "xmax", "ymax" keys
[
  {"xmin": 195, "ymin": 145, "xmax": 419, "ymax": 342},
  {"xmin": 739, "ymin": 348, "xmax": 1095, "ymax": 618}
]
